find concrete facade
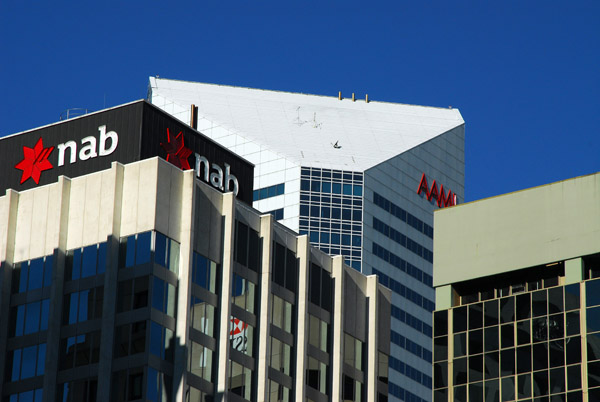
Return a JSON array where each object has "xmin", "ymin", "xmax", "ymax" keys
[{"xmin": 0, "ymin": 157, "xmax": 391, "ymax": 402}]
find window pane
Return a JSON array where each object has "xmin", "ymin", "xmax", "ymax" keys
[
  {"xmin": 155, "ymin": 232, "xmax": 168, "ymax": 267},
  {"xmin": 153, "ymin": 277, "xmax": 165, "ymax": 312},
  {"xmin": 43, "ymin": 256, "xmax": 53, "ymax": 287},
  {"xmin": 136, "ymin": 232, "xmax": 151, "ymax": 265},
  {"xmin": 28, "ymin": 259, "xmax": 44, "ymax": 290},
  {"xmin": 25, "ymin": 301, "xmax": 41, "ymax": 334},
  {"xmin": 81, "ymin": 245, "xmax": 97, "ymax": 278}
]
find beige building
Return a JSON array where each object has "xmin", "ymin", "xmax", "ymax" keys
[
  {"xmin": 0, "ymin": 156, "xmax": 391, "ymax": 402},
  {"xmin": 431, "ymin": 172, "xmax": 600, "ymax": 401}
]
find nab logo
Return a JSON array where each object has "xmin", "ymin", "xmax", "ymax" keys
[
  {"xmin": 15, "ymin": 138, "xmax": 54, "ymax": 184},
  {"xmin": 14, "ymin": 125, "xmax": 119, "ymax": 185},
  {"xmin": 417, "ymin": 173, "xmax": 457, "ymax": 208},
  {"xmin": 160, "ymin": 129, "xmax": 240, "ymax": 196}
]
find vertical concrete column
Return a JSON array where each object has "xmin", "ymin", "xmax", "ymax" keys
[
  {"xmin": 256, "ymin": 214, "xmax": 273, "ymax": 401},
  {"xmin": 174, "ymin": 170, "xmax": 196, "ymax": 402},
  {"xmin": 0, "ymin": 190, "xmax": 20, "ymax": 398},
  {"xmin": 42, "ymin": 177, "xmax": 72, "ymax": 402},
  {"xmin": 365, "ymin": 275, "xmax": 378, "ymax": 402},
  {"xmin": 565, "ymin": 257, "xmax": 584, "ymax": 284},
  {"xmin": 330, "ymin": 255, "xmax": 344, "ymax": 402},
  {"xmin": 294, "ymin": 235, "xmax": 309, "ymax": 402},
  {"xmin": 436, "ymin": 285, "xmax": 454, "ymax": 311},
  {"xmin": 96, "ymin": 162, "xmax": 125, "ymax": 402},
  {"xmin": 580, "ymin": 282, "xmax": 588, "ymax": 398},
  {"xmin": 216, "ymin": 192, "xmax": 235, "ymax": 400}
]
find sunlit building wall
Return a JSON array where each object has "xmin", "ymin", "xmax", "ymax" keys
[{"xmin": 432, "ymin": 173, "xmax": 600, "ymax": 401}]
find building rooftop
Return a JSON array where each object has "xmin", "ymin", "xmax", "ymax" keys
[{"xmin": 149, "ymin": 77, "xmax": 464, "ymax": 171}]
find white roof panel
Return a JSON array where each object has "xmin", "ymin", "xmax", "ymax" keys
[{"xmin": 149, "ymin": 77, "xmax": 464, "ymax": 171}]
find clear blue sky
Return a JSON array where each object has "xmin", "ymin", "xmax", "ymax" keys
[{"xmin": 1, "ymin": 1, "xmax": 598, "ymax": 202}]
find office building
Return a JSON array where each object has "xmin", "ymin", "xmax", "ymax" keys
[
  {"xmin": 432, "ymin": 173, "xmax": 600, "ymax": 401},
  {"xmin": 148, "ymin": 77, "xmax": 465, "ymax": 401},
  {"xmin": 0, "ymin": 105, "xmax": 391, "ymax": 401}
]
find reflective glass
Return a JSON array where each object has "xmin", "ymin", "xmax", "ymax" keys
[
  {"xmin": 150, "ymin": 322, "xmax": 162, "ymax": 357},
  {"xmin": 567, "ymin": 364, "xmax": 581, "ymax": 390},
  {"xmin": 566, "ymin": 311, "xmax": 580, "ymax": 336},
  {"xmin": 155, "ymin": 232, "xmax": 168, "ymax": 268},
  {"xmin": 40, "ymin": 299, "xmax": 49, "ymax": 331},
  {"xmin": 501, "ymin": 349, "xmax": 515, "ymax": 377},
  {"xmin": 24, "ymin": 302, "xmax": 41, "ymax": 334},
  {"xmin": 81, "ymin": 245, "xmax": 97, "ymax": 278},
  {"xmin": 484, "ymin": 352, "xmax": 499, "ymax": 379},
  {"xmin": 501, "ymin": 377, "xmax": 515, "ymax": 401},
  {"xmin": 532, "ymin": 290, "xmax": 547, "ymax": 317},
  {"xmin": 21, "ymin": 345, "xmax": 37, "ymax": 378},
  {"xmin": 533, "ymin": 342, "xmax": 549, "ymax": 371},
  {"xmin": 548, "ymin": 287, "xmax": 564, "ymax": 314},
  {"xmin": 485, "ymin": 326, "xmax": 499, "ymax": 352},
  {"xmin": 153, "ymin": 277, "xmax": 165, "ymax": 312},
  {"xmin": 136, "ymin": 232, "xmax": 151, "ymax": 264},
  {"xmin": 564, "ymin": 284, "xmax": 580, "ymax": 311},
  {"xmin": 586, "ymin": 279, "xmax": 600, "ymax": 307},
  {"xmin": 78, "ymin": 290, "xmax": 90, "ymax": 322},
  {"xmin": 484, "ymin": 300, "xmax": 499, "ymax": 327},
  {"xmin": 469, "ymin": 303, "xmax": 483, "ymax": 330},
  {"xmin": 588, "ymin": 306, "xmax": 600, "ymax": 333},
  {"xmin": 43, "ymin": 256, "xmax": 53, "ymax": 287},
  {"xmin": 566, "ymin": 337, "xmax": 581, "ymax": 365},
  {"xmin": 518, "ymin": 373, "xmax": 532, "ymax": 399},
  {"xmin": 97, "ymin": 243, "xmax": 106, "ymax": 274},
  {"xmin": 28, "ymin": 259, "xmax": 44, "ymax": 290}
]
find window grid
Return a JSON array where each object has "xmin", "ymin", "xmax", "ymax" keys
[
  {"xmin": 433, "ymin": 278, "xmax": 593, "ymax": 401},
  {"xmin": 299, "ymin": 167, "xmax": 363, "ymax": 271}
]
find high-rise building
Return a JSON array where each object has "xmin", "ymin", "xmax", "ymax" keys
[
  {"xmin": 148, "ymin": 78, "xmax": 465, "ymax": 401},
  {"xmin": 0, "ymin": 104, "xmax": 391, "ymax": 402},
  {"xmin": 432, "ymin": 173, "xmax": 600, "ymax": 401}
]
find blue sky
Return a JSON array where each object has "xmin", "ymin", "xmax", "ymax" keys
[{"xmin": 1, "ymin": 1, "xmax": 598, "ymax": 202}]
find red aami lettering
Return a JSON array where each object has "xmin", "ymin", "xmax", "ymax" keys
[{"xmin": 416, "ymin": 173, "xmax": 457, "ymax": 208}]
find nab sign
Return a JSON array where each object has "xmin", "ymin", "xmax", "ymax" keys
[
  {"xmin": 417, "ymin": 173, "xmax": 457, "ymax": 208},
  {"xmin": 0, "ymin": 101, "xmax": 254, "ymax": 203}
]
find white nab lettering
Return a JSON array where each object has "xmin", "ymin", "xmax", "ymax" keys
[
  {"xmin": 194, "ymin": 153, "xmax": 239, "ymax": 196},
  {"xmin": 56, "ymin": 125, "xmax": 119, "ymax": 166}
]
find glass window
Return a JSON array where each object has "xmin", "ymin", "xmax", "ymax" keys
[
  {"xmin": 308, "ymin": 314, "xmax": 329, "ymax": 353},
  {"xmin": 344, "ymin": 333, "xmax": 363, "ymax": 371},
  {"xmin": 190, "ymin": 296, "xmax": 215, "ymax": 337},
  {"xmin": 270, "ymin": 337, "xmax": 292, "ymax": 376},
  {"xmin": 150, "ymin": 322, "xmax": 174, "ymax": 361},
  {"xmin": 228, "ymin": 361, "xmax": 253, "ymax": 401},
  {"xmin": 232, "ymin": 274, "xmax": 256, "ymax": 314},
  {"xmin": 135, "ymin": 232, "xmax": 151, "ymax": 265},
  {"xmin": 63, "ymin": 287, "xmax": 104, "ymax": 325},
  {"xmin": 28, "ymin": 258, "xmax": 44, "ymax": 290},
  {"xmin": 306, "ymin": 357, "xmax": 328, "ymax": 395},
  {"xmin": 115, "ymin": 322, "xmax": 146, "ymax": 357},
  {"xmin": 189, "ymin": 341, "xmax": 213, "ymax": 382},
  {"xmin": 271, "ymin": 295, "xmax": 293, "ymax": 333},
  {"xmin": 13, "ymin": 256, "xmax": 53, "ymax": 293},
  {"xmin": 8, "ymin": 344, "xmax": 46, "ymax": 381}
]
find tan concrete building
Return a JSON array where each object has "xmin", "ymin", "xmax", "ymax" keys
[
  {"xmin": 431, "ymin": 172, "xmax": 600, "ymax": 401},
  {"xmin": 0, "ymin": 156, "xmax": 391, "ymax": 402}
]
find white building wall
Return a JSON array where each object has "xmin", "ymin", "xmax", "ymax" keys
[{"xmin": 363, "ymin": 125, "xmax": 465, "ymax": 401}]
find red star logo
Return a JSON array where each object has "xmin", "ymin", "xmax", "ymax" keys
[
  {"xmin": 15, "ymin": 137, "xmax": 55, "ymax": 184},
  {"xmin": 160, "ymin": 129, "xmax": 192, "ymax": 170}
]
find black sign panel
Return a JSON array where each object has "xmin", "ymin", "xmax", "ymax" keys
[{"xmin": 0, "ymin": 100, "xmax": 254, "ymax": 204}]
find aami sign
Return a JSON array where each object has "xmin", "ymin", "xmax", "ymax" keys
[{"xmin": 417, "ymin": 173, "xmax": 457, "ymax": 208}]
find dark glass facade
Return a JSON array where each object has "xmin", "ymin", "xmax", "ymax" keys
[{"xmin": 433, "ymin": 263, "xmax": 600, "ymax": 402}]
